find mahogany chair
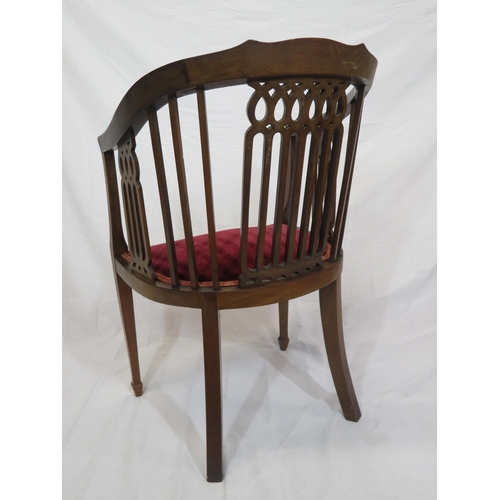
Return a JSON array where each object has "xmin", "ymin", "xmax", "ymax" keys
[{"xmin": 98, "ymin": 38, "xmax": 377, "ymax": 482}]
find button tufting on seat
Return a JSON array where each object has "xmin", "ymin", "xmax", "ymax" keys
[{"xmin": 122, "ymin": 224, "xmax": 330, "ymax": 287}]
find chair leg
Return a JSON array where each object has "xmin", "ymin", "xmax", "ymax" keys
[
  {"xmin": 319, "ymin": 277, "xmax": 361, "ymax": 422},
  {"xmin": 201, "ymin": 296, "xmax": 223, "ymax": 482},
  {"xmin": 278, "ymin": 301, "xmax": 290, "ymax": 351},
  {"xmin": 115, "ymin": 273, "xmax": 143, "ymax": 397}
]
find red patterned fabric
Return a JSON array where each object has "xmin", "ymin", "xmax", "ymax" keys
[{"xmin": 123, "ymin": 224, "xmax": 329, "ymax": 287}]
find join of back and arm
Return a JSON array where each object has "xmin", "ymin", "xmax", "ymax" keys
[{"xmin": 98, "ymin": 38, "xmax": 377, "ymax": 303}]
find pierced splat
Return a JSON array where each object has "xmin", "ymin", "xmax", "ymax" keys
[
  {"xmin": 239, "ymin": 79, "xmax": 349, "ymax": 287},
  {"xmin": 117, "ymin": 130, "xmax": 154, "ymax": 282}
]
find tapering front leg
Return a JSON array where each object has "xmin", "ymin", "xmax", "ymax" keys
[
  {"xmin": 115, "ymin": 273, "xmax": 143, "ymax": 397},
  {"xmin": 201, "ymin": 296, "xmax": 223, "ymax": 482},
  {"xmin": 319, "ymin": 277, "xmax": 361, "ymax": 422},
  {"xmin": 278, "ymin": 301, "xmax": 290, "ymax": 351}
]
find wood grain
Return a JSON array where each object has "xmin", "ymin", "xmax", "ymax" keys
[{"xmin": 98, "ymin": 38, "xmax": 377, "ymax": 482}]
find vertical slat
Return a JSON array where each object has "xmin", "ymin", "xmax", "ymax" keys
[
  {"xmin": 319, "ymin": 125, "xmax": 344, "ymax": 253},
  {"xmin": 123, "ymin": 158, "xmax": 140, "ymax": 258},
  {"xmin": 169, "ymin": 96, "xmax": 199, "ymax": 289},
  {"xmin": 148, "ymin": 107, "xmax": 180, "ymax": 287},
  {"xmin": 282, "ymin": 134, "xmax": 297, "ymax": 224},
  {"xmin": 132, "ymin": 188, "xmax": 146, "ymax": 260},
  {"xmin": 309, "ymin": 128, "xmax": 334, "ymax": 256},
  {"xmin": 331, "ymin": 87, "xmax": 366, "ymax": 260},
  {"xmin": 271, "ymin": 131, "xmax": 291, "ymax": 266},
  {"xmin": 284, "ymin": 130, "xmax": 307, "ymax": 262},
  {"xmin": 122, "ymin": 179, "xmax": 135, "ymax": 253},
  {"xmin": 240, "ymin": 131, "xmax": 255, "ymax": 272},
  {"xmin": 255, "ymin": 132, "xmax": 275, "ymax": 271},
  {"xmin": 197, "ymin": 89, "xmax": 220, "ymax": 290},
  {"xmin": 297, "ymin": 130, "xmax": 321, "ymax": 260},
  {"xmin": 102, "ymin": 150, "xmax": 128, "ymax": 256}
]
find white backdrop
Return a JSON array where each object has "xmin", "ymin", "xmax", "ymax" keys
[{"xmin": 62, "ymin": 1, "xmax": 436, "ymax": 498}]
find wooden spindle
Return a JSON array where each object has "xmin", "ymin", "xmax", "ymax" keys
[
  {"xmin": 255, "ymin": 132, "xmax": 275, "ymax": 271},
  {"xmin": 168, "ymin": 96, "xmax": 199, "ymax": 289},
  {"xmin": 319, "ymin": 125, "xmax": 344, "ymax": 254},
  {"xmin": 284, "ymin": 130, "xmax": 307, "ymax": 262},
  {"xmin": 271, "ymin": 131, "xmax": 291, "ymax": 266},
  {"xmin": 121, "ymin": 180, "xmax": 136, "ymax": 254},
  {"xmin": 148, "ymin": 107, "xmax": 180, "ymax": 287},
  {"xmin": 240, "ymin": 131, "xmax": 255, "ymax": 273},
  {"xmin": 282, "ymin": 134, "xmax": 297, "ymax": 225},
  {"xmin": 297, "ymin": 130, "xmax": 321, "ymax": 260},
  {"xmin": 309, "ymin": 128, "xmax": 334, "ymax": 256},
  {"xmin": 331, "ymin": 87, "xmax": 366, "ymax": 260},
  {"xmin": 102, "ymin": 149, "xmax": 128, "ymax": 256},
  {"xmin": 197, "ymin": 89, "xmax": 220, "ymax": 290}
]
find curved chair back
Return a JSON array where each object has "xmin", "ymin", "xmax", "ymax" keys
[{"xmin": 98, "ymin": 39, "xmax": 377, "ymax": 291}]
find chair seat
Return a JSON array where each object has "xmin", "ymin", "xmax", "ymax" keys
[{"xmin": 122, "ymin": 224, "xmax": 330, "ymax": 287}]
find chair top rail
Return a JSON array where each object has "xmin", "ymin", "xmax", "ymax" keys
[{"xmin": 98, "ymin": 38, "xmax": 377, "ymax": 152}]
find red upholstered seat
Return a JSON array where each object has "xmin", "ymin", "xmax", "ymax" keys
[{"xmin": 123, "ymin": 224, "xmax": 330, "ymax": 287}]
